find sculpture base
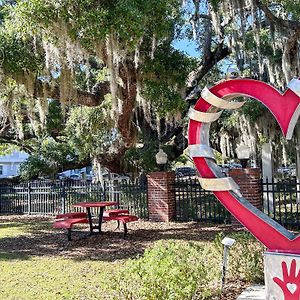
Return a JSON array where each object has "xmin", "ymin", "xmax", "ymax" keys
[{"xmin": 264, "ymin": 251, "xmax": 300, "ymax": 300}]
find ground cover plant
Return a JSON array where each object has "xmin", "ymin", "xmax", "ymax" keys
[
  {"xmin": 0, "ymin": 216, "xmax": 264, "ymax": 299},
  {"xmin": 113, "ymin": 233, "xmax": 264, "ymax": 300}
]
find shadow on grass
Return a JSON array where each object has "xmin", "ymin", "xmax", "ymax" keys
[
  {"xmin": 0, "ymin": 251, "xmax": 31, "ymax": 261},
  {"xmin": 0, "ymin": 215, "xmax": 242, "ymax": 262},
  {"xmin": 0, "ymin": 222, "xmax": 32, "ymax": 229}
]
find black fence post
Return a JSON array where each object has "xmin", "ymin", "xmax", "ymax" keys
[
  {"xmin": 61, "ymin": 180, "xmax": 66, "ymax": 214},
  {"xmin": 103, "ymin": 181, "xmax": 107, "ymax": 202},
  {"xmin": 27, "ymin": 182, "xmax": 31, "ymax": 214}
]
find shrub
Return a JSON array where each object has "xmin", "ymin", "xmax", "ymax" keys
[
  {"xmin": 111, "ymin": 232, "xmax": 264, "ymax": 300},
  {"xmin": 112, "ymin": 240, "xmax": 220, "ymax": 300},
  {"xmin": 219, "ymin": 232, "xmax": 264, "ymax": 283}
]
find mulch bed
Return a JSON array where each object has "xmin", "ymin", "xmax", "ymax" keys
[{"xmin": 0, "ymin": 215, "xmax": 251, "ymax": 299}]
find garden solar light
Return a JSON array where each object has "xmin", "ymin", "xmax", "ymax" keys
[
  {"xmin": 221, "ymin": 237, "xmax": 236, "ymax": 247},
  {"xmin": 221, "ymin": 237, "xmax": 236, "ymax": 290}
]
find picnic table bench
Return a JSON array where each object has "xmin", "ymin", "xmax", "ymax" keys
[
  {"xmin": 53, "ymin": 212, "xmax": 89, "ymax": 241},
  {"xmin": 103, "ymin": 209, "xmax": 129, "ymax": 217},
  {"xmin": 53, "ymin": 207, "xmax": 139, "ymax": 240},
  {"xmin": 103, "ymin": 212, "xmax": 138, "ymax": 237}
]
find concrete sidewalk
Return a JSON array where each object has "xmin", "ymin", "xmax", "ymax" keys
[{"xmin": 237, "ymin": 285, "xmax": 265, "ymax": 300}]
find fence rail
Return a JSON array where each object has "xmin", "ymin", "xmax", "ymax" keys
[
  {"xmin": 0, "ymin": 180, "xmax": 148, "ymax": 219},
  {"xmin": 262, "ymin": 178, "xmax": 300, "ymax": 228},
  {"xmin": 174, "ymin": 176, "xmax": 231, "ymax": 223}
]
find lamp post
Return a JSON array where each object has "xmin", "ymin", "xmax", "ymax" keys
[
  {"xmin": 155, "ymin": 149, "xmax": 168, "ymax": 171},
  {"xmin": 236, "ymin": 145, "xmax": 251, "ymax": 168}
]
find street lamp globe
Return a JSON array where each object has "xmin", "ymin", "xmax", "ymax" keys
[
  {"xmin": 156, "ymin": 149, "xmax": 168, "ymax": 169},
  {"xmin": 236, "ymin": 145, "xmax": 250, "ymax": 168},
  {"xmin": 226, "ymin": 66, "xmax": 240, "ymax": 79}
]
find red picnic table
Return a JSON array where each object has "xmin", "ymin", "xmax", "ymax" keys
[{"xmin": 73, "ymin": 201, "xmax": 118, "ymax": 235}]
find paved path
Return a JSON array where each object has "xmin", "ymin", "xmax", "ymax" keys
[{"xmin": 237, "ymin": 285, "xmax": 265, "ymax": 300}]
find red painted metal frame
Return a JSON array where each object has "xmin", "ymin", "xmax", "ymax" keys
[{"xmin": 188, "ymin": 79, "xmax": 300, "ymax": 253}]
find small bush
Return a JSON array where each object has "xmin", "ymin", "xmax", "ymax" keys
[
  {"xmin": 111, "ymin": 232, "xmax": 264, "ymax": 300},
  {"xmin": 218, "ymin": 232, "xmax": 264, "ymax": 283},
  {"xmin": 112, "ymin": 240, "xmax": 221, "ymax": 300}
]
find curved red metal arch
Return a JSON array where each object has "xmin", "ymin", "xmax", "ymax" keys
[{"xmin": 188, "ymin": 79, "xmax": 300, "ymax": 253}]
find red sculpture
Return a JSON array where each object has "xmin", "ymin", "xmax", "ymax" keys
[{"xmin": 188, "ymin": 78, "xmax": 300, "ymax": 253}]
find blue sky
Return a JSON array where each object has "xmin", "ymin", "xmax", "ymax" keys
[
  {"xmin": 172, "ymin": 38, "xmax": 230, "ymax": 74},
  {"xmin": 172, "ymin": 39, "xmax": 200, "ymax": 57}
]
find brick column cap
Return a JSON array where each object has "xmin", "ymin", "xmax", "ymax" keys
[
  {"xmin": 147, "ymin": 171, "xmax": 175, "ymax": 178},
  {"xmin": 229, "ymin": 168, "xmax": 261, "ymax": 175}
]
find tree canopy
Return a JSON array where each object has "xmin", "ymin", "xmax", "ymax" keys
[{"xmin": 0, "ymin": 0, "xmax": 299, "ymax": 178}]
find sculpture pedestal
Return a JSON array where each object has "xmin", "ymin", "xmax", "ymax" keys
[{"xmin": 264, "ymin": 251, "xmax": 300, "ymax": 300}]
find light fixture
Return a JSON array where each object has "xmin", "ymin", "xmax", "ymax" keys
[
  {"xmin": 221, "ymin": 237, "xmax": 236, "ymax": 290},
  {"xmin": 155, "ymin": 149, "xmax": 168, "ymax": 171},
  {"xmin": 221, "ymin": 237, "xmax": 236, "ymax": 247},
  {"xmin": 226, "ymin": 66, "xmax": 240, "ymax": 79},
  {"xmin": 236, "ymin": 144, "xmax": 251, "ymax": 168}
]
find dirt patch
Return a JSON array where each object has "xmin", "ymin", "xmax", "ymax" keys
[{"xmin": 0, "ymin": 215, "xmax": 242, "ymax": 260}]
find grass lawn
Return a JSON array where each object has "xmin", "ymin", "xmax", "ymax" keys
[
  {"xmin": 0, "ymin": 256, "xmax": 115, "ymax": 300},
  {"xmin": 0, "ymin": 216, "xmax": 264, "ymax": 300}
]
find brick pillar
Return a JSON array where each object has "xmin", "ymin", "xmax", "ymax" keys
[
  {"xmin": 147, "ymin": 171, "xmax": 176, "ymax": 222},
  {"xmin": 228, "ymin": 168, "xmax": 262, "ymax": 226}
]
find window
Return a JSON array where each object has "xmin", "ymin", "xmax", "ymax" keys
[{"xmin": 0, "ymin": 165, "xmax": 3, "ymax": 175}]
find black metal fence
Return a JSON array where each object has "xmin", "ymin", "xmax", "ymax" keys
[
  {"xmin": 3, "ymin": 176, "xmax": 300, "ymax": 227},
  {"xmin": 174, "ymin": 176, "xmax": 300, "ymax": 228},
  {"xmin": 262, "ymin": 177, "xmax": 300, "ymax": 228},
  {"xmin": 174, "ymin": 176, "xmax": 231, "ymax": 223},
  {"xmin": 0, "ymin": 180, "xmax": 148, "ymax": 219}
]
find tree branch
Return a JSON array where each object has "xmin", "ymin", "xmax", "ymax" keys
[
  {"xmin": 0, "ymin": 137, "xmax": 34, "ymax": 153},
  {"xmin": 59, "ymin": 158, "xmax": 91, "ymax": 173},
  {"xmin": 33, "ymin": 80, "xmax": 111, "ymax": 107},
  {"xmin": 255, "ymin": 0, "xmax": 300, "ymax": 30},
  {"xmin": 186, "ymin": 41, "xmax": 230, "ymax": 90},
  {"xmin": 189, "ymin": 14, "xmax": 212, "ymax": 22},
  {"xmin": 17, "ymin": 75, "xmax": 110, "ymax": 107}
]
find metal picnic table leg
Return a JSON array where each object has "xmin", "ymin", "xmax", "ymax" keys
[
  {"xmin": 123, "ymin": 223, "xmax": 128, "ymax": 238},
  {"xmin": 86, "ymin": 207, "xmax": 94, "ymax": 235},
  {"xmin": 98, "ymin": 206, "xmax": 104, "ymax": 233},
  {"xmin": 67, "ymin": 228, "xmax": 72, "ymax": 241}
]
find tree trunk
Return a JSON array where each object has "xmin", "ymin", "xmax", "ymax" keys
[{"xmin": 117, "ymin": 60, "xmax": 138, "ymax": 148}]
